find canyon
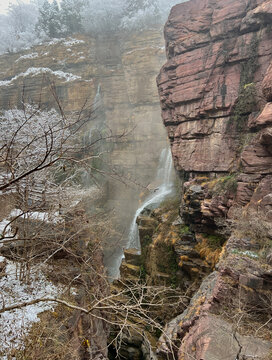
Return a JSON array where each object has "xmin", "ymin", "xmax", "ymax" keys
[
  {"xmin": 0, "ymin": 28, "xmax": 169, "ymax": 278},
  {"xmin": 0, "ymin": 0, "xmax": 272, "ymax": 359}
]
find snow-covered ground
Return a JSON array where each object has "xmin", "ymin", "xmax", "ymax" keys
[
  {"xmin": 10, "ymin": 209, "xmax": 63, "ymax": 224},
  {"xmin": 0, "ymin": 260, "xmax": 61, "ymax": 355},
  {"xmin": 0, "ymin": 209, "xmax": 63, "ymax": 244}
]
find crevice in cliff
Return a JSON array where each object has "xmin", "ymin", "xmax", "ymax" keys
[{"xmin": 233, "ymin": 331, "xmax": 243, "ymax": 360}]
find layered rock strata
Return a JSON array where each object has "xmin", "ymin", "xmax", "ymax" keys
[
  {"xmin": 157, "ymin": 0, "xmax": 272, "ymax": 173},
  {"xmin": 156, "ymin": 0, "xmax": 272, "ymax": 359}
]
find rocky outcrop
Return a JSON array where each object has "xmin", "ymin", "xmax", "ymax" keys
[
  {"xmin": 157, "ymin": 0, "xmax": 272, "ymax": 230},
  {"xmin": 157, "ymin": 234, "xmax": 272, "ymax": 360},
  {"xmin": 157, "ymin": 0, "xmax": 272, "ymax": 359}
]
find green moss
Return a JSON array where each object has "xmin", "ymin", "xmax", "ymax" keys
[
  {"xmin": 179, "ymin": 225, "xmax": 191, "ymax": 236},
  {"xmin": 204, "ymin": 234, "xmax": 225, "ymax": 250},
  {"xmin": 213, "ymin": 174, "xmax": 238, "ymax": 195}
]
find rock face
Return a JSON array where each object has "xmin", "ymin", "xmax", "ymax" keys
[
  {"xmin": 0, "ymin": 30, "xmax": 169, "ymax": 274},
  {"xmin": 157, "ymin": 235, "xmax": 272, "ymax": 360},
  {"xmin": 157, "ymin": 0, "xmax": 272, "ymax": 174},
  {"xmin": 157, "ymin": 0, "xmax": 272, "ymax": 359},
  {"xmin": 157, "ymin": 0, "xmax": 272, "ymax": 241}
]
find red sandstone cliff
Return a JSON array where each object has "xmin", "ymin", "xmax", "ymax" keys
[
  {"xmin": 158, "ymin": 0, "xmax": 272, "ymax": 171},
  {"xmin": 158, "ymin": 0, "xmax": 272, "ymax": 223},
  {"xmin": 157, "ymin": 0, "xmax": 272, "ymax": 359}
]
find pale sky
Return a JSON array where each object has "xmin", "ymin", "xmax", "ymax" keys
[{"xmin": 0, "ymin": 0, "xmax": 23, "ymax": 14}]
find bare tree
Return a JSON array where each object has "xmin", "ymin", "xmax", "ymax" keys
[{"xmin": 0, "ymin": 84, "xmax": 188, "ymax": 359}]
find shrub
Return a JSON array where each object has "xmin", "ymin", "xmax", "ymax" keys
[{"xmin": 208, "ymin": 174, "xmax": 238, "ymax": 196}]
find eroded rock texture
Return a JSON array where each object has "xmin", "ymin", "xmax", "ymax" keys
[
  {"xmin": 157, "ymin": 0, "xmax": 272, "ymax": 359},
  {"xmin": 157, "ymin": 0, "xmax": 272, "ymax": 173},
  {"xmin": 157, "ymin": 0, "xmax": 272, "ymax": 238}
]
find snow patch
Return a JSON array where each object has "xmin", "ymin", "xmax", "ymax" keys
[
  {"xmin": 43, "ymin": 38, "xmax": 84, "ymax": 48},
  {"xmin": 0, "ymin": 209, "xmax": 63, "ymax": 247},
  {"xmin": 0, "ymin": 218, "xmax": 13, "ymax": 240},
  {"xmin": 9, "ymin": 209, "xmax": 63, "ymax": 224},
  {"xmin": 63, "ymin": 39, "xmax": 85, "ymax": 46},
  {"xmin": 45, "ymin": 38, "xmax": 65, "ymax": 46},
  {"xmin": 0, "ymin": 67, "xmax": 81, "ymax": 87},
  {"xmin": 15, "ymin": 52, "xmax": 39, "ymax": 62},
  {"xmin": 0, "ymin": 260, "xmax": 61, "ymax": 353}
]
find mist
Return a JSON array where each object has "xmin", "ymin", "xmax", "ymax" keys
[{"xmin": 0, "ymin": 0, "xmax": 187, "ymax": 54}]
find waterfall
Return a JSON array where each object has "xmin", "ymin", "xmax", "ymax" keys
[
  {"xmin": 106, "ymin": 147, "xmax": 174, "ymax": 280},
  {"xmin": 127, "ymin": 147, "xmax": 174, "ymax": 249},
  {"xmin": 93, "ymin": 83, "xmax": 102, "ymax": 110}
]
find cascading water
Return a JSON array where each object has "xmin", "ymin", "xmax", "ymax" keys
[
  {"xmin": 107, "ymin": 147, "xmax": 174, "ymax": 280},
  {"xmin": 94, "ymin": 83, "xmax": 102, "ymax": 110},
  {"xmin": 128, "ymin": 147, "xmax": 174, "ymax": 249}
]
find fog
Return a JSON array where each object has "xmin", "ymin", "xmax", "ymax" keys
[{"xmin": 0, "ymin": 0, "xmax": 187, "ymax": 54}]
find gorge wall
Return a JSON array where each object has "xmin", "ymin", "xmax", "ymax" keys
[
  {"xmin": 0, "ymin": 28, "xmax": 169, "ymax": 275},
  {"xmin": 154, "ymin": 0, "xmax": 272, "ymax": 359}
]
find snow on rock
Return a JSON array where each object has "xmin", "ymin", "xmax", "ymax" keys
[
  {"xmin": 0, "ymin": 67, "xmax": 81, "ymax": 87},
  {"xmin": 43, "ymin": 38, "xmax": 84, "ymax": 48},
  {"xmin": 15, "ymin": 52, "xmax": 39, "ymax": 63},
  {"xmin": 63, "ymin": 38, "xmax": 85, "ymax": 46},
  {"xmin": 0, "ymin": 260, "xmax": 61, "ymax": 354},
  {"xmin": 44, "ymin": 38, "xmax": 65, "ymax": 46}
]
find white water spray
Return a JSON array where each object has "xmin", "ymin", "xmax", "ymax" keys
[
  {"xmin": 127, "ymin": 147, "xmax": 174, "ymax": 249},
  {"xmin": 93, "ymin": 83, "xmax": 102, "ymax": 110}
]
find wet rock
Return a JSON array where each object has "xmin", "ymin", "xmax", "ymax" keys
[
  {"xmin": 178, "ymin": 314, "xmax": 271, "ymax": 360},
  {"xmin": 137, "ymin": 216, "xmax": 158, "ymax": 228},
  {"xmin": 260, "ymin": 127, "xmax": 272, "ymax": 154},
  {"xmin": 119, "ymin": 260, "xmax": 141, "ymax": 281},
  {"xmin": 124, "ymin": 248, "xmax": 141, "ymax": 266}
]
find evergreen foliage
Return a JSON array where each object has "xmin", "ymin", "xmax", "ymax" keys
[
  {"xmin": 36, "ymin": 0, "xmax": 63, "ymax": 38},
  {"xmin": 60, "ymin": 0, "xmax": 85, "ymax": 35}
]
